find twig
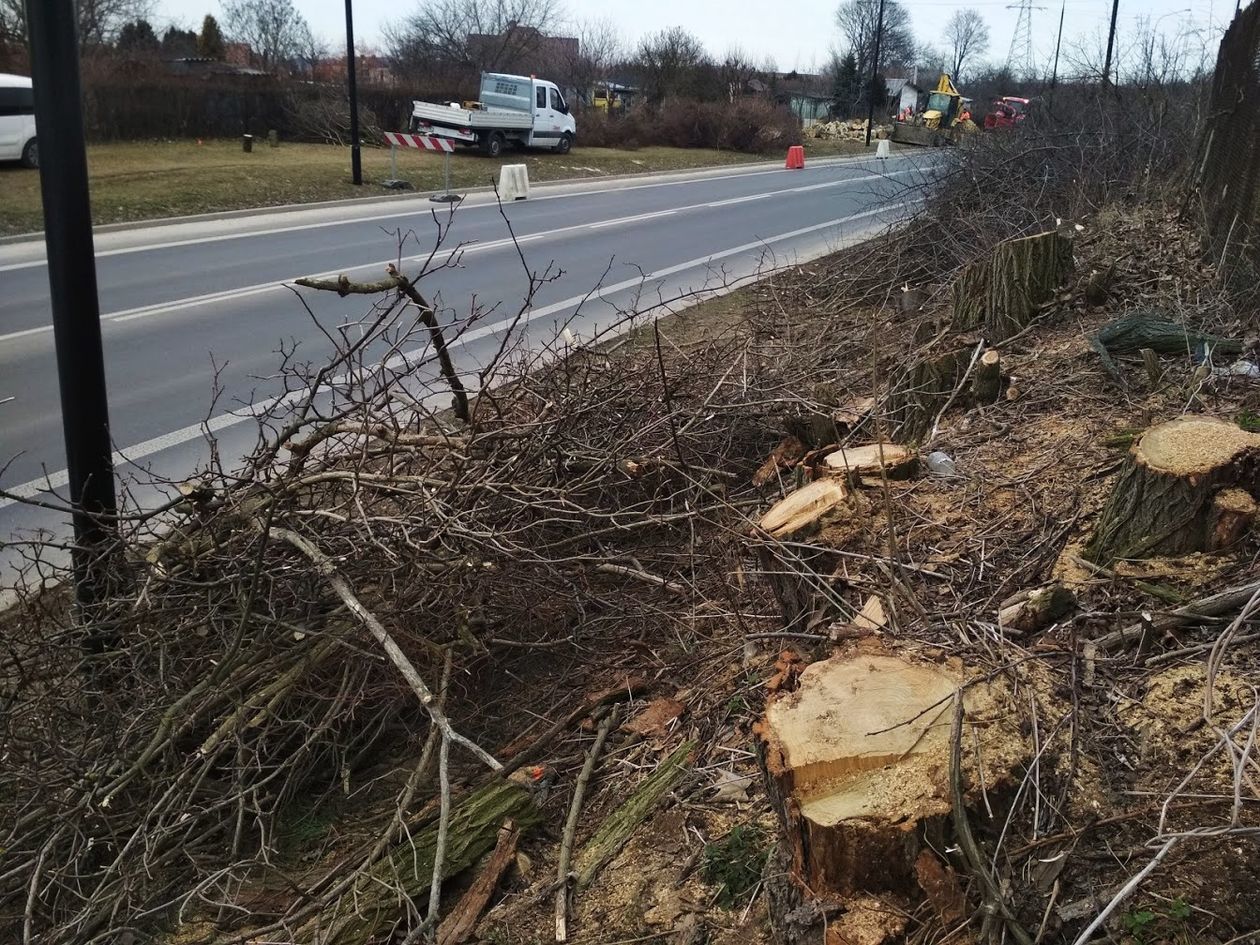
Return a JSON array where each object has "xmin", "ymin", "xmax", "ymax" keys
[
  {"xmin": 270, "ymin": 526, "xmax": 501, "ymax": 772},
  {"xmin": 950, "ymin": 694, "xmax": 1034, "ymax": 945},
  {"xmin": 556, "ymin": 708, "xmax": 618, "ymax": 942},
  {"xmin": 1068, "ymin": 838, "xmax": 1179, "ymax": 945}
]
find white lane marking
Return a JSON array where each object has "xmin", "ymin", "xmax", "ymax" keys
[
  {"xmin": 0, "ymin": 154, "xmax": 928, "ymax": 273},
  {"xmin": 0, "ymin": 200, "xmax": 919, "ymax": 511},
  {"xmin": 0, "ymin": 168, "xmax": 923, "ymax": 345}
]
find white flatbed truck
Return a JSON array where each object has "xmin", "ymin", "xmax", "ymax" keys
[{"xmin": 409, "ymin": 72, "xmax": 576, "ymax": 157}]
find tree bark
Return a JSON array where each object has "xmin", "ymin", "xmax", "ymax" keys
[
  {"xmin": 951, "ymin": 230, "xmax": 1074, "ymax": 341},
  {"xmin": 755, "ymin": 480, "xmax": 853, "ymax": 629},
  {"xmin": 756, "ymin": 647, "xmax": 1022, "ymax": 905},
  {"xmin": 885, "ymin": 346, "xmax": 973, "ymax": 443},
  {"xmin": 1084, "ymin": 416, "xmax": 1260, "ymax": 563},
  {"xmin": 970, "ymin": 348, "xmax": 1002, "ymax": 405}
]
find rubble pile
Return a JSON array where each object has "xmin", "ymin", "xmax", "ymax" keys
[{"xmin": 804, "ymin": 118, "xmax": 891, "ymax": 141}]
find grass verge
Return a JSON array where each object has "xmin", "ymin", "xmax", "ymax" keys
[{"xmin": 0, "ymin": 137, "xmax": 865, "ymax": 236}]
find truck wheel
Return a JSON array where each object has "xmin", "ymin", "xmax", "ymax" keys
[
  {"xmin": 482, "ymin": 132, "xmax": 505, "ymax": 158},
  {"xmin": 555, "ymin": 133, "xmax": 573, "ymax": 155},
  {"xmin": 20, "ymin": 138, "xmax": 37, "ymax": 169}
]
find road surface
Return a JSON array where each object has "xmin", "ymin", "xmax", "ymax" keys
[{"xmin": 0, "ymin": 151, "xmax": 934, "ymax": 586}]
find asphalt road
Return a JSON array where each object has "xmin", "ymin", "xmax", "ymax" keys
[{"xmin": 0, "ymin": 151, "xmax": 935, "ymax": 586}]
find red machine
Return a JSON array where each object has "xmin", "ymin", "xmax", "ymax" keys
[{"xmin": 984, "ymin": 96, "xmax": 1030, "ymax": 130}]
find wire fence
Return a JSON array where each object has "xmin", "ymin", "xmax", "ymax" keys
[{"xmin": 1195, "ymin": 0, "xmax": 1260, "ymax": 285}]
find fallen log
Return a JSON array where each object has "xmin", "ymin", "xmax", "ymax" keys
[
  {"xmin": 437, "ymin": 821, "xmax": 521, "ymax": 945},
  {"xmin": 573, "ymin": 741, "xmax": 693, "ymax": 889},
  {"xmin": 1092, "ymin": 577, "xmax": 1260, "ymax": 653},
  {"xmin": 756, "ymin": 646, "xmax": 1023, "ymax": 901},
  {"xmin": 952, "ymin": 230, "xmax": 1073, "ymax": 341},
  {"xmin": 1083, "ymin": 416, "xmax": 1260, "ymax": 562},
  {"xmin": 998, "ymin": 583, "xmax": 1076, "ymax": 635},
  {"xmin": 308, "ymin": 779, "xmax": 542, "ymax": 945},
  {"xmin": 1094, "ymin": 313, "xmax": 1242, "ymax": 358}
]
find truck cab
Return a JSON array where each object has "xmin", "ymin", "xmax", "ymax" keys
[{"xmin": 410, "ymin": 73, "xmax": 577, "ymax": 156}]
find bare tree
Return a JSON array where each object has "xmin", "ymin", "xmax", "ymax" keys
[
  {"xmin": 945, "ymin": 8, "xmax": 990, "ymax": 82},
  {"xmin": 0, "ymin": 0, "xmax": 150, "ymax": 46},
  {"xmin": 834, "ymin": 0, "xmax": 915, "ymax": 84},
  {"xmin": 557, "ymin": 17, "xmax": 622, "ymax": 106},
  {"xmin": 632, "ymin": 27, "xmax": 710, "ymax": 105},
  {"xmin": 719, "ymin": 46, "xmax": 761, "ymax": 102},
  {"xmin": 385, "ymin": 0, "xmax": 562, "ymax": 86},
  {"xmin": 221, "ymin": 0, "xmax": 313, "ymax": 72}
]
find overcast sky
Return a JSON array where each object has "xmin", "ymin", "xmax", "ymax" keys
[{"xmin": 150, "ymin": 0, "xmax": 1233, "ymax": 77}]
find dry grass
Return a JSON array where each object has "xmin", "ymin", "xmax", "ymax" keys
[{"xmin": 0, "ymin": 137, "xmax": 867, "ymax": 235}]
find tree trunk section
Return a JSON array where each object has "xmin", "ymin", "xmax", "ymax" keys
[
  {"xmin": 822, "ymin": 443, "xmax": 918, "ymax": 481},
  {"xmin": 951, "ymin": 230, "xmax": 1073, "ymax": 341},
  {"xmin": 885, "ymin": 346, "xmax": 972, "ymax": 444},
  {"xmin": 970, "ymin": 348, "xmax": 1002, "ymax": 405},
  {"xmin": 755, "ymin": 480, "xmax": 853, "ymax": 629},
  {"xmin": 1084, "ymin": 416, "xmax": 1260, "ymax": 563},
  {"xmin": 756, "ymin": 645, "xmax": 1024, "ymax": 908}
]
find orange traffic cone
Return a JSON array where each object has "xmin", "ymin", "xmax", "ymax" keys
[{"xmin": 785, "ymin": 145, "xmax": 805, "ymax": 169}]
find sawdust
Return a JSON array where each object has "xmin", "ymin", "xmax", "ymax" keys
[{"xmin": 1137, "ymin": 416, "xmax": 1260, "ymax": 474}]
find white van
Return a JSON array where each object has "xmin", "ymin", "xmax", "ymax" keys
[{"xmin": 0, "ymin": 73, "xmax": 37, "ymax": 168}]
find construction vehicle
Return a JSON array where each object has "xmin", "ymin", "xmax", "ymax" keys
[{"xmin": 891, "ymin": 73, "xmax": 971, "ymax": 148}]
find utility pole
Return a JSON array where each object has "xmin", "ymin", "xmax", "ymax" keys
[
  {"xmin": 1102, "ymin": 0, "xmax": 1121, "ymax": 85},
  {"xmin": 865, "ymin": 0, "xmax": 886, "ymax": 147},
  {"xmin": 344, "ymin": 0, "xmax": 362, "ymax": 185},
  {"xmin": 1050, "ymin": 0, "xmax": 1065, "ymax": 90},
  {"xmin": 24, "ymin": 0, "xmax": 118, "ymax": 620}
]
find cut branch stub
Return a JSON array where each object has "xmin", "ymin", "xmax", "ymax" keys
[
  {"xmin": 1084, "ymin": 416, "xmax": 1260, "ymax": 563},
  {"xmin": 822, "ymin": 443, "xmax": 918, "ymax": 481},
  {"xmin": 757, "ymin": 646, "xmax": 1022, "ymax": 900},
  {"xmin": 951, "ymin": 230, "xmax": 1073, "ymax": 341}
]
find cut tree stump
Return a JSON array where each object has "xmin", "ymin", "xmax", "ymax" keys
[
  {"xmin": 885, "ymin": 346, "xmax": 973, "ymax": 443},
  {"xmin": 970, "ymin": 349, "xmax": 1002, "ymax": 405},
  {"xmin": 757, "ymin": 646, "xmax": 1022, "ymax": 900},
  {"xmin": 1084, "ymin": 416, "xmax": 1260, "ymax": 563},
  {"xmin": 951, "ymin": 230, "xmax": 1073, "ymax": 341},
  {"xmin": 755, "ymin": 480, "xmax": 853, "ymax": 629},
  {"xmin": 998, "ymin": 583, "xmax": 1075, "ymax": 635},
  {"xmin": 822, "ymin": 443, "xmax": 918, "ymax": 481}
]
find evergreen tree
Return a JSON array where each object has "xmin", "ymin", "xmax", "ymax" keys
[
  {"xmin": 832, "ymin": 51, "xmax": 860, "ymax": 116},
  {"xmin": 117, "ymin": 18, "xmax": 159, "ymax": 54},
  {"xmin": 161, "ymin": 26, "xmax": 198, "ymax": 57},
  {"xmin": 197, "ymin": 13, "xmax": 225, "ymax": 58}
]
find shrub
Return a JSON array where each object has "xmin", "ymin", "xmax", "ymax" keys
[{"xmin": 577, "ymin": 97, "xmax": 801, "ymax": 153}]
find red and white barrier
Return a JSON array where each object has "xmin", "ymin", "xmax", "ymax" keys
[{"xmin": 384, "ymin": 131, "xmax": 455, "ymax": 153}]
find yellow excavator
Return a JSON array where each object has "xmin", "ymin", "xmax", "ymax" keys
[{"xmin": 891, "ymin": 73, "xmax": 972, "ymax": 147}]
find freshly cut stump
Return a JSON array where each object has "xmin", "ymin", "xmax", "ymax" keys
[
  {"xmin": 756, "ymin": 479, "xmax": 853, "ymax": 629},
  {"xmin": 1084, "ymin": 417, "xmax": 1260, "ymax": 563},
  {"xmin": 970, "ymin": 348, "xmax": 1002, "ymax": 405},
  {"xmin": 823, "ymin": 443, "xmax": 918, "ymax": 480},
  {"xmin": 952, "ymin": 230, "xmax": 1073, "ymax": 341},
  {"xmin": 759, "ymin": 648, "xmax": 1021, "ymax": 898}
]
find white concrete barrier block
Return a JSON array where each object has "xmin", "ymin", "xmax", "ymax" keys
[
  {"xmin": 498, "ymin": 163, "xmax": 530, "ymax": 201},
  {"xmin": 876, "ymin": 139, "xmax": 891, "ymax": 160}
]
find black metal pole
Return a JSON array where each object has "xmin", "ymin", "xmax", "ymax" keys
[
  {"xmin": 344, "ymin": 0, "xmax": 362, "ymax": 185},
  {"xmin": 1050, "ymin": 1, "xmax": 1065, "ymax": 90},
  {"xmin": 1102, "ymin": 0, "xmax": 1121, "ymax": 85},
  {"xmin": 24, "ymin": 0, "xmax": 118, "ymax": 616},
  {"xmin": 865, "ymin": 0, "xmax": 886, "ymax": 147}
]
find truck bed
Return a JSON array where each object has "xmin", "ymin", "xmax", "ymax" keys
[{"xmin": 411, "ymin": 100, "xmax": 533, "ymax": 132}]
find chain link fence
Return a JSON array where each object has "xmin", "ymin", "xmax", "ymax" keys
[{"xmin": 1195, "ymin": 0, "xmax": 1260, "ymax": 285}]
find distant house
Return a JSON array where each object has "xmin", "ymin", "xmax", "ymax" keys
[
  {"xmin": 164, "ymin": 57, "xmax": 271, "ymax": 78},
  {"xmin": 767, "ymin": 71, "xmax": 832, "ymax": 126},
  {"xmin": 468, "ymin": 22, "xmax": 578, "ymax": 75},
  {"xmin": 885, "ymin": 77, "xmax": 922, "ymax": 114},
  {"xmin": 313, "ymin": 54, "xmax": 398, "ymax": 87}
]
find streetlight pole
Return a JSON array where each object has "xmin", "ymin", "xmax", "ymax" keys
[
  {"xmin": 344, "ymin": 0, "xmax": 362, "ymax": 185},
  {"xmin": 865, "ymin": 0, "xmax": 887, "ymax": 147},
  {"xmin": 24, "ymin": 0, "xmax": 118, "ymax": 625}
]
